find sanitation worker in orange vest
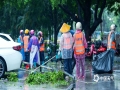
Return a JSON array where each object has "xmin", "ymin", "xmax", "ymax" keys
[
  {"xmin": 73, "ymin": 22, "xmax": 87, "ymax": 80},
  {"xmin": 23, "ymin": 29, "xmax": 30, "ymax": 63},
  {"xmin": 59, "ymin": 23, "xmax": 73, "ymax": 80},
  {"xmin": 107, "ymin": 24, "xmax": 116, "ymax": 50},
  {"xmin": 107, "ymin": 24, "xmax": 117, "ymax": 72},
  {"xmin": 37, "ymin": 31, "xmax": 45, "ymax": 71}
]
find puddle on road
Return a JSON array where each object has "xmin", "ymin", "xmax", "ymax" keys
[
  {"xmin": 0, "ymin": 63, "xmax": 68, "ymax": 90},
  {"xmin": 0, "ymin": 81, "xmax": 67, "ymax": 90},
  {"xmin": 1, "ymin": 59, "xmax": 120, "ymax": 90},
  {"xmin": 74, "ymin": 72, "xmax": 120, "ymax": 90}
]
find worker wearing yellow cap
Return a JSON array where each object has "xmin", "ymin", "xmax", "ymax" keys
[{"xmin": 23, "ymin": 29, "xmax": 30, "ymax": 66}]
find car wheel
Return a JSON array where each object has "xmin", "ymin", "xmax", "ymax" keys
[{"xmin": 0, "ymin": 58, "xmax": 5, "ymax": 78}]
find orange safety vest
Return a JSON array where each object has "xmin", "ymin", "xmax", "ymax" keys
[
  {"xmin": 23, "ymin": 36, "xmax": 29, "ymax": 52},
  {"xmin": 107, "ymin": 31, "xmax": 116, "ymax": 50},
  {"xmin": 40, "ymin": 44, "xmax": 45, "ymax": 51},
  {"xmin": 39, "ymin": 37, "xmax": 45, "ymax": 51},
  {"xmin": 63, "ymin": 34, "xmax": 72, "ymax": 49},
  {"xmin": 74, "ymin": 32, "xmax": 85, "ymax": 55}
]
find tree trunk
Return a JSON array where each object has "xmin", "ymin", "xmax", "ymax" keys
[
  {"xmin": 59, "ymin": 0, "xmax": 106, "ymax": 42},
  {"xmin": 100, "ymin": 23, "xmax": 103, "ymax": 40},
  {"xmin": 53, "ymin": 7, "xmax": 58, "ymax": 52},
  {"xmin": 48, "ymin": 26, "xmax": 51, "ymax": 40},
  {"xmin": 84, "ymin": 27, "xmax": 92, "ymax": 42}
]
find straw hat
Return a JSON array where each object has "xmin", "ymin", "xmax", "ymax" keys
[
  {"xmin": 60, "ymin": 23, "xmax": 71, "ymax": 33},
  {"xmin": 76, "ymin": 22, "xmax": 82, "ymax": 30}
]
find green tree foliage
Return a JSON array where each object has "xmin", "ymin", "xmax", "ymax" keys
[
  {"xmin": 52, "ymin": 0, "xmax": 120, "ymax": 41},
  {"xmin": 107, "ymin": 0, "xmax": 120, "ymax": 15},
  {"xmin": 50, "ymin": 0, "xmax": 67, "ymax": 9},
  {"xmin": 0, "ymin": 0, "xmax": 120, "ymax": 42}
]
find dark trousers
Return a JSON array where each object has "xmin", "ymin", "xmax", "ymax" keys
[
  {"xmin": 40, "ymin": 51, "xmax": 45, "ymax": 65},
  {"xmin": 72, "ymin": 54, "xmax": 76, "ymax": 73},
  {"xmin": 25, "ymin": 52, "xmax": 30, "ymax": 63},
  {"xmin": 63, "ymin": 58, "xmax": 73, "ymax": 76},
  {"xmin": 39, "ymin": 51, "xmax": 45, "ymax": 71},
  {"xmin": 111, "ymin": 49, "xmax": 115, "ymax": 72}
]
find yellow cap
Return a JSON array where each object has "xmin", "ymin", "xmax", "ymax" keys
[
  {"xmin": 25, "ymin": 29, "xmax": 29, "ymax": 34},
  {"xmin": 60, "ymin": 23, "xmax": 71, "ymax": 33}
]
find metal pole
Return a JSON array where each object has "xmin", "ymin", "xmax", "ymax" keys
[{"xmin": 63, "ymin": 71, "xmax": 76, "ymax": 90}]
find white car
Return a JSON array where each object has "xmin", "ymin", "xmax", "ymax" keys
[
  {"xmin": 0, "ymin": 35, "xmax": 22, "ymax": 78},
  {"xmin": 0, "ymin": 33, "xmax": 14, "ymax": 42}
]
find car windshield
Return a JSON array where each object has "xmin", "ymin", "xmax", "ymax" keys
[{"xmin": 0, "ymin": 35, "xmax": 11, "ymax": 41}]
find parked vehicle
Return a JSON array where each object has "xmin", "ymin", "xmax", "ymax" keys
[
  {"xmin": 44, "ymin": 42, "xmax": 63, "ymax": 68},
  {"xmin": 0, "ymin": 33, "xmax": 14, "ymax": 42},
  {"xmin": 85, "ymin": 40, "xmax": 120, "ymax": 59},
  {"xmin": 85, "ymin": 41, "xmax": 107, "ymax": 59},
  {"xmin": 0, "ymin": 36, "xmax": 22, "ymax": 78},
  {"xmin": 44, "ymin": 42, "xmax": 55, "ymax": 62}
]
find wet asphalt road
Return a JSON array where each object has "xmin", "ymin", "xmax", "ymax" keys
[
  {"xmin": 0, "ymin": 56, "xmax": 120, "ymax": 90},
  {"xmin": 75, "ymin": 71, "xmax": 120, "ymax": 90},
  {"xmin": 0, "ymin": 71, "xmax": 120, "ymax": 90}
]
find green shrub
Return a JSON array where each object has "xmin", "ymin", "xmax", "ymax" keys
[
  {"xmin": 26, "ymin": 71, "xmax": 65, "ymax": 85},
  {"xmin": 7, "ymin": 71, "xmax": 68, "ymax": 87},
  {"xmin": 7, "ymin": 72, "xmax": 18, "ymax": 82}
]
